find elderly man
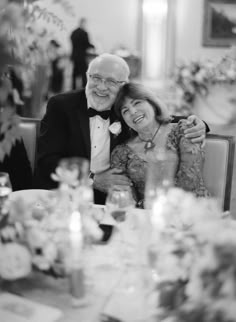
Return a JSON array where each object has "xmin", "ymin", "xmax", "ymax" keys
[{"xmin": 35, "ymin": 53, "xmax": 208, "ymax": 204}]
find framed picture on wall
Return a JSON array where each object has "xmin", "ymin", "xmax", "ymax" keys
[{"xmin": 203, "ymin": 0, "xmax": 236, "ymax": 47}]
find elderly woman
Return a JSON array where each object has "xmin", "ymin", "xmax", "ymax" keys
[{"xmin": 111, "ymin": 83, "xmax": 209, "ymax": 207}]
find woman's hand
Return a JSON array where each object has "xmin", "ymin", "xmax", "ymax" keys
[{"xmin": 184, "ymin": 115, "xmax": 207, "ymax": 147}]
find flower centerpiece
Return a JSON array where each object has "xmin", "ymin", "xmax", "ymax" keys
[
  {"xmin": 150, "ymin": 187, "xmax": 236, "ymax": 322},
  {"xmin": 173, "ymin": 46, "xmax": 236, "ymax": 122},
  {"xmin": 0, "ymin": 158, "xmax": 102, "ymax": 280}
]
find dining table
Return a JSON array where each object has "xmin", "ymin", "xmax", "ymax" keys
[{"xmin": 0, "ymin": 195, "xmax": 157, "ymax": 322}]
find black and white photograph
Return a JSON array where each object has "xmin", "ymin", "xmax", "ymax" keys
[{"xmin": 0, "ymin": 1, "xmax": 236, "ymax": 321}]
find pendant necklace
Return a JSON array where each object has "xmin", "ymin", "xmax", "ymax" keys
[{"xmin": 139, "ymin": 123, "xmax": 162, "ymax": 153}]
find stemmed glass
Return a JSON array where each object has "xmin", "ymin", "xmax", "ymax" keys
[
  {"xmin": 105, "ymin": 187, "xmax": 136, "ymax": 264},
  {"xmin": 0, "ymin": 172, "xmax": 12, "ymax": 218},
  {"xmin": 105, "ymin": 188, "xmax": 135, "ymax": 223}
]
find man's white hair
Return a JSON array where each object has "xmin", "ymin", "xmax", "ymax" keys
[{"xmin": 87, "ymin": 53, "xmax": 130, "ymax": 81}]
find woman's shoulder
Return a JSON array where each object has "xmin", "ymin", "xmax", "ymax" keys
[
  {"xmin": 166, "ymin": 120, "xmax": 191, "ymax": 150},
  {"xmin": 167, "ymin": 119, "xmax": 194, "ymax": 143},
  {"xmin": 168, "ymin": 120, "xmax": 203, "ymax": 154}
]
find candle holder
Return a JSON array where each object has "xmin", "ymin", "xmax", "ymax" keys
[
  {"xmin": 69, "ymin": 267, "xmax": 88, "ymax": 307},
  {"xmin": 67, "ymin": 210, "xmax": 90, "ymax": 307},
  {"xmin": 51, "ymin": 157, "xmax": 95, "ymax": 306}
]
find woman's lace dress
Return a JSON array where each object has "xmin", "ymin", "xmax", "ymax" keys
[{"xmin": 111, "ymin": 120, "xmax": 209, "ymax": 204}]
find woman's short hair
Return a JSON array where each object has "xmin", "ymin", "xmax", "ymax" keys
[{"xmin": 114, "ymin": 82, "xmax": 171, "ymax": 142}]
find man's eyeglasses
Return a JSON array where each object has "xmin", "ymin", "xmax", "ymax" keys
[{"xmin": 88, "ymin": 74, "xmax": 126, "ymax": 89}]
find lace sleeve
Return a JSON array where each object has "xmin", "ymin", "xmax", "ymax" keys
[
  {"xmin": 169, "ymin": 120, "xmax": 210, "ymax": 197},
  {"xmin": 110, "ymin": 144, "xmax": 141, "ymax": 205},
  {"xmin": 110, "ymin": 144, "xmax": 129, "ymax": 171}
]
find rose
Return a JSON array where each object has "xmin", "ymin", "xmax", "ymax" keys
[
  {"xmin": 0, "ymin": 243, "xmax": 31, "ymax": 280},
  {"xmin": 109, "ymin": 121, "xmax": 122, "ymax": 136}
]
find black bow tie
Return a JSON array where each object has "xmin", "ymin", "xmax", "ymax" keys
[{"xmin": 88, "ymin": 108, "xmax": 111, "ymax": 120}]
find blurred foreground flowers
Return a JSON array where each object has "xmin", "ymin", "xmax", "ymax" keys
[
  {"xmin": 0, "ymin": 160, "xmax": 102, "ymax": 280},
  {"xmin": 150, "ymin": 187, "xmax": 236, "ymax": 322}
]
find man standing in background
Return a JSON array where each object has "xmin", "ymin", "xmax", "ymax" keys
[{"xmin": 70, "ymin": 17, "xmax": 94, "ymax": 89}]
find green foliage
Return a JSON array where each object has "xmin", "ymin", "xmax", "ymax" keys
[
  {"xmin": 0, "ymin": 0, "xmax": 73, "ymax": 72},
  {"xmin": 0, "ymin": 0, "xmax": 74, "ymax": 159}
]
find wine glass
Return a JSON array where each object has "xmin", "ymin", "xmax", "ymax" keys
[
  {"xmin": 105, "ymin": 188, "xmax": 135, "ymax": 223},
  {"xmin": 105, "ymin": 187, "xmax": 135, "ymax": 263},
  {"xmin": 0, "ymin": 172, "xmax": 12, "ymax": 218}
]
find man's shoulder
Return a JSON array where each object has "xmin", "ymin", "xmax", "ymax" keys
[
  {"xmin": 71, "ymin": 27, "xmax": 84, "ymax": 38},
  {"xmin": 49, "ymin": 89, "xmax": 86, "ymax": 104},
  {"xmin": 71, "ymin": 27, "xmax": 80, "ymax": 36},
  {"xmin": 46, "ymin": 90, "xmax": 87, "ymax": 115}
]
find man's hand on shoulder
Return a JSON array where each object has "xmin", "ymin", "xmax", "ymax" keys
[
  {"xmin": 184, "ymin": 115, "xmax": 207, "ymax": 147},
  {"xmin": 93, "ymin": 168, "xmax": 132, "ymax": 193}
]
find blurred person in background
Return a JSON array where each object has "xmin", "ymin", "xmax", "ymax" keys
[
  {"xmin": 48, "ymin": 40, "xmax": 65, "ymax": 96},
  {"xmin": 70, "ymin": 17, "xmax": 95, "ymax": 89}
]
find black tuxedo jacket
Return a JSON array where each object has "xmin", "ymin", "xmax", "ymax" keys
[
  {"xmin": 34, "ymin": 89, "xmax": 206, "ymax": 204},
  {"xmin": 35, "ymin": 90, "xmax": 118, "ymax": 203}
]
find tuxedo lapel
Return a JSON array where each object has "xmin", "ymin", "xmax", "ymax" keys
[{"xmin": 76, "ymin": 92, "xmax": 91, "ymax": 158}]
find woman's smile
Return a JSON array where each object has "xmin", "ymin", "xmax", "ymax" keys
[
  {"xmin": 133, "ymin": 114, "xmax": 145, "ymax": 124},
  {"xmin": 121, "ymin": 97, "xmax": 156, "ymax": 130}
]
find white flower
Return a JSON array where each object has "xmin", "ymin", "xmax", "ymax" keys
[
  {"xmin": 181, "ymin": 68, "xmax": 191, "ymax": 78},
  {"xmin": 109, "ymin": 121, "xmax": 122, "ymax": 135},
  {"xmin": 226, "ymin": 69, "xmax": 236, "ymax": 80},
  {"xmin": 83, "ymin": 215, "xmax": 103, "ymax": 241},
  {"xmin": 195, "ymin": 69, "xmax": 207, "ymax": 83},
  {"xmin": 0, "ymin": 243, "xmax": 31, "ymax": 280},
  {"xmin": 51, "ymin": 166, "xmax": 79, "ymax": 187}
]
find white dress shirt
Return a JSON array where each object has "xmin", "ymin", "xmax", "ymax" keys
[{"xmin": 89, "ymin": 115, "xmax": 110, "ymax": 173}]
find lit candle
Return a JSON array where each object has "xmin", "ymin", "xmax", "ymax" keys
[
  {"xmin": 69, "ymin": 210, "xmax": 83, "ymax": 267},
  {"xmin": 68, "ymin": 210, "xmax": 86, "ymax": 304},
  {"xmin": 151, "ymin": 194, "xmax": 167, "ymax": 232}
]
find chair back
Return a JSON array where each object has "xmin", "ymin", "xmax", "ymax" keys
[
  {"xmin": 204, "ymin": 134, "xmax": 235, "ymax": 211},
  {"xmin": 19, "ymin": 117, "xmax": 40, "ymax": 172}
]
